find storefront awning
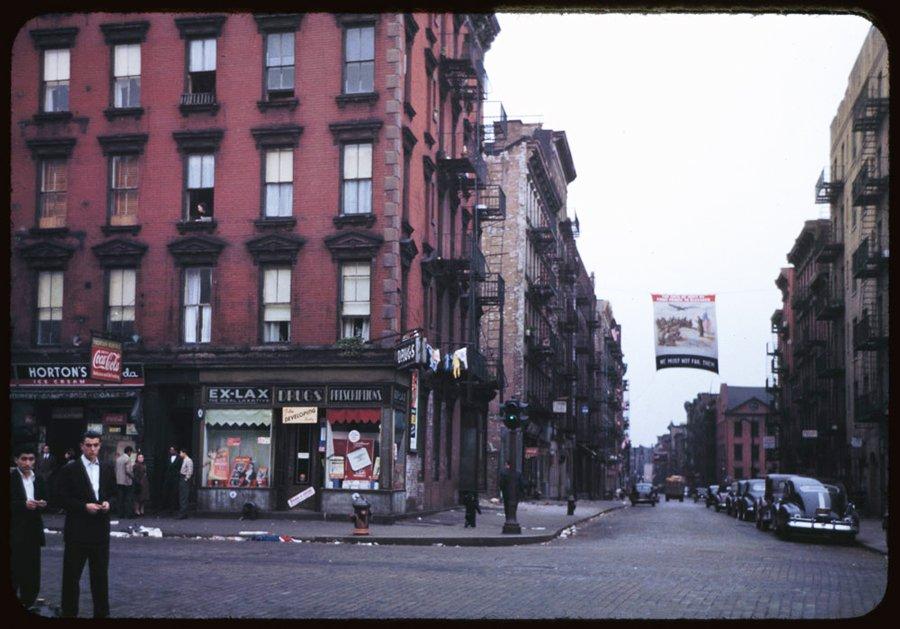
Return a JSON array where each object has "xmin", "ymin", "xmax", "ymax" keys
[
  {"xmin": 205, "ymin": 409, "xmax": 272, "ymax": 427},
  {"xmin": 326, "ymin": 408, "xmax": 381, "ymax": 424}
]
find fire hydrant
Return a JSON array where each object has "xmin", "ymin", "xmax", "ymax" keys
[
  {"xmin": 350, "ymin": 492, "xmax": 371, "ymax": 535},
  {"xmin": 567, "ymin": 494, "xmax": 576, "ymax": 516}
]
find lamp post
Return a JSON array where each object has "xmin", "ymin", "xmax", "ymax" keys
[{"xmin": 501, "ymin": 400, "xmax": 527, "ymax": 534}]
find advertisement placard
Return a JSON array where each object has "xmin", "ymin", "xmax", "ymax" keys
[
  {"xmin": 282, "ymin": 406, "xmax": 318, "ymax": 424},
  {"xmin": 652, "ymin": 294, "xmax": 719, "ymax": 373},
  {"xmin": 90, "ymin": 337, "xmax": 123, "ymax": 382}
]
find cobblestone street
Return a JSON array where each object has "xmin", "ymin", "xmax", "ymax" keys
[{"xmin": 31, "ymin": 500, "xmax": 887, "ymax": 619}]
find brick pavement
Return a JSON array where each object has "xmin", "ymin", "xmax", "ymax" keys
[{"xmin": 21, "ymin": 499, "xmax": 886, "ymax": 619}]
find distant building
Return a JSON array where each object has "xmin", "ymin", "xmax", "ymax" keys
[
  {"xmin": 715, "ymin": 385, "xmax": 774, "ymax": 481},
  {"xmin": 684, "ymin": 392, "xmax": 718, "ymax": 486}
]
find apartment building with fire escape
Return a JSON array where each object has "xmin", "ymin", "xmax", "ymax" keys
[
  {"xmin": 11, "ymin": 12, "xmax": 502, "ymax": 516},
  {"xmin": 595, "ymin": 299, "xmax": 628, "ymax": 496},
  {"xmin": 767, "ymin": 266, "xmax": 795, "ymax": 474},
  {"xmin": 810, "ymin": 26, "xmax": 888, "ymax": 514}
]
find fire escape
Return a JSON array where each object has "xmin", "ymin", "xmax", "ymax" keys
[{"xmin": 849, "ymin": 75, "xmax": 889, "ymax": 424}]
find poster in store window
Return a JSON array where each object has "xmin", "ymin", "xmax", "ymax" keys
[
  {"xmin": 344, "ymin": 438, "xmax": 374, "ymax": 479},
  {"xmin": 328, "ymin": 456, "xmax": 345, "ymax": 479},
  {"xmin": 208, "ymin": 448, "xmax": 230, "ymax": 486},
  {"xmin": 229, "ymin": 455, "xmax": 252, "ymax": 487}
]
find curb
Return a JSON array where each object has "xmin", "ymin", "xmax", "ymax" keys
[
  {"xmin": 44, "ymin": 503, "xmax": 628, "ymax": 547},
  {"xmin": 855, "ymin": 541, "xmax": 888, "ymax": 557}
]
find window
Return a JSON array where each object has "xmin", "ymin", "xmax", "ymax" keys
[
  {"xmin": 110, "ymin": 155, "xmax": 138, "ymax": 225},
  {"xmin": 188, "ymin": 38, "xmax": 216, "ymax": 97},
  {"xmin": 262, "ymin": 267, "xmax": 291, "ymax": 342},
  {"xmin": 107, "ymin": 268, "xmax": 136, "ymax": 340},
  {"xmin": 113, "ymin": 44, "xmax": 140, "ymax": 108},
  {"xmin": 43, "ymin": 49, "xmax": 70, "ymax": 112},
  {"xmin": 39, "ymin": 159, "xmax": 67, "ymax": 228},
  {"xmin": 344, "ymin": 25, "xmax": 374, "ymax": 94},
  {"xmin": 36, "ymin": 271, "xmax": 63, "ymax": 345},
  {"xmin": 733, "ymin": 420, "xmax": 742, "ymax": 438},
  {"xmin": 202, "ymin": 410, "xmax": 273, "ymax": 488},
  {"xmin": 183, "ymin": 268, "xmax": 212, "ymax": 343},
  {"xmin": 264, "ymin": 149, "xmax": 293, "ymax": 217},
  {"xmin": 750, "ymin": 420, "xmax": 759, "ymax": 438},
  {"xmin": 341, "ymin": 262, "xmax": 370, "ymax": 340},
  {"xmin": 186, "ymin": 154, "xmax": 215, "ymax": 220},
  {"xmin": 751, "ymin": 445, "xmax": 760, "ymax": 463},
  {"xmin": 733, "ymin": 444, "xmax": 743, "ymax": 461},
  {"xmin": 265, "ymin": 32, "xmax": 294, "ymax": 100},
  {"xmin": 341, "ymin": 143, "xmax": 372, "ymax": 215}
]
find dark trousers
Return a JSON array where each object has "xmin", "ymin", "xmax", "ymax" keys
[
  {"xmin": 61, "ymin": 542, "xmax": 109, "ymax": 618},
  {"xmin": 163, "ymin": 479, "xmax": 178, "ymax": 513},
  {"xmin": 178, "ymin": 478, "xmax": 190, "ymax": 516},
  {"xmin": 11, "ymin": 541, "xmax": 41, "ymax": 608},
  {"xmin": 117, "ymin": 484, "xmax": 134, "ymax": 518}
]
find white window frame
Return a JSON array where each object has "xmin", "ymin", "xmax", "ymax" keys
[
  {"xmin": 264, "ymin": 149, "xmax": 293, "ymax": 217},
  {"xmin": 341, "ymin": 143, "xmax": 372, "ymax": 215},
  {"xmin": 186, "ymin": 154, "xmax": 215, "ymax": 220},
  {"xmin": 43, "ymin": 48, "xmax": 70, "ymax": 112},
  {"xmin": 36, "ymin": 271, "xmax": 64, "ymax": 345},
  {"xmin": 107, "ymin": 268, "xmax": 136, "ymax": 339},
  {"xmin": 262, "ymin": 267, "xmax": 291, "ymax": 343},
  {"xmin": 183, "ymin": 268, "xmax": 212, "ymax": 344},
  {"xmin": 341, "ymin": 262, "xmax": 371, "ymax": 341},
  {"xmin": 188, "ymin": 38, "xmax": 216, "ymax": 95},
  {"xmin": 113, "ymin": 43, "xmax": 141, "ymax": 108}
]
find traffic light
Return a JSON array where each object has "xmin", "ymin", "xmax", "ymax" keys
[{"xmin": 501, "ymin": 400, "xmax": 529, "ymax": 430}]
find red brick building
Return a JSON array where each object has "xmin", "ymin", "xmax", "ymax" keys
[
  {"xmin": 714, "ymin": 384, "xmax": 775, "ymax": 481},
  {"xmin": 10, "ymin": 12, "xmax": 501, "ymax": 516}
]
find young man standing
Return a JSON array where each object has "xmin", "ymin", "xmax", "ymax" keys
[
  {"xmin": 10, "ymin": 443, "xmax": 48, "ymax": 610},
  {"xmin": 115, "ymin": 446, "xmax": 135, "ymax": 519},
  {"xmin": 177, "ymin": 447, "xmax": 194, "ymax": 519},
  {"xmin": 55, "ymin": 431, "xmax": 117, "ymax": 618}
]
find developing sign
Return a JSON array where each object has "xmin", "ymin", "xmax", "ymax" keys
[{"xmin": 652, "ymin": 294, "xmax": 719, "ymax": 373}]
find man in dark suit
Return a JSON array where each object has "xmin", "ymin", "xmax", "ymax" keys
[
  {"xmin": 55, "ymin": 431, "xmax": 117, "ymax": 618},
  {"xmin": 162, "ymin": 445, "xmax": 181, "ymax": 514},
  {"xmin": 10, "ymin": 442, "xmax": 49, "ymax": 610}
]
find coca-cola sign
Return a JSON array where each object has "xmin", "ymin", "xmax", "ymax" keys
[{"xmin": 90, "ymin": 337, "xmax": 123, "ymax": 383}]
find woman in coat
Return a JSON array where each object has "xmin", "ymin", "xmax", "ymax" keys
[{"xmin": 131, "ymin": 453, "xmax": 151, "ymax": 516}]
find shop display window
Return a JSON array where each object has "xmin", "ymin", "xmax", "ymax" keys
[
  {"xmin": 202, "ymin": 409, "xmax": 272, "ymax": 488},
  {"xmin": 324, "ymin": 408, "xmax": 381, "ymax": 490}
]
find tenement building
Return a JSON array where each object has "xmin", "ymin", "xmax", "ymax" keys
[
  {"xmin": 10, "ymin": 12, "xmax": 502, "ymax": 516},
  {"xmin": 810, "ymin": 25, "xmax": 888, "ymax": 514}
]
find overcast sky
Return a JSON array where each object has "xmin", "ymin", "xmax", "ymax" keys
[{"xmin": 483, "ymin": 12, "xmax": 873, "ymax": 446}]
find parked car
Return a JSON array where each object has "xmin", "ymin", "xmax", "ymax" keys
[
  {"xmin": 724, "ymin": 481, "xmax": 740, "ymax": 516},
  {"xmin": 694, "ymin": 486, "xmax": 709, "ymax": 503},
  {"xmin": 706, "ymin": 484, "xmax": 719, "ymax": 509},
  {"xmin": 755, "ymin": 474, "xmax": 793, "ymax": 531},
  {"xmin": 771, "ymin": 476, "xmax": 859, "ymax": 541},
  {"xmin": 630, "ymin": 482, "xmax": 658, "ymax": 506},
  {"xmin": 735, "ymin": 478, "xmax": 765, "ymax": 521},
  {"xmin": 714, "ymin": 483, "xmax": 731, "ymax": 512}
]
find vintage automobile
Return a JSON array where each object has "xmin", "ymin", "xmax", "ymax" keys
[
  {"xmin": 694, "ymin": 486, "xmax": 709, "ymax": 503},
  {"xmin": 706, "ymin": 484, "xmax": 719, "ymax": 509},
  {"xmin": 735, "ymin": 478, "xmax": 765, "ymax": 521},
  {"xmin": 755, "ymin": 473, "xmax": 793, "ymax": 531},
  {"xmin": 630, "ymin": 482, "xmax": 658, "ymax": 506},
  {"xmin": 724, "ymin": 481, "xmax": 740, "ymax": 516},
  {"xmin": 729, "ymin": 481, "xmax": 748, "ymax": 518},
  {"xmin": 714, "ymin": 483, "xmax": 732, "ymax": 512},
  {"xmin": 771, "ymin": 476, "xmax": 859, "ymax": 541}
]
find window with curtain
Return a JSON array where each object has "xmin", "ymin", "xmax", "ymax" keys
[
  {"xmin": 264, "ymin": 149, "xmax": 293, "ymax": 217},
  {"xmin": 188, "ymin": 38, "xmax": 216, "ymax": 96},
  {"xmin": 36, "ymin": 271, "xmax": 63, "ymax": 345},
  {"xmin": 183, "ymin": 267, "xmax": 212, "ymax": 343},
  {"xmin": 263, "ymin": 267, "xmax": 291, "ymax": 343},
  {"xmin": 110, "ymin": 155, "xmax": 138, "ymax": 225},
  {"xmin": 186, "ymin": 154, "xmax": 215, "ymax": 220},
  {"xmin": 39, "ymin": 159, "xmax": 67, "ymax": 228},
  {"xmin": 43, "ymin": 48, "xmax": 70, "ymax": 112},
  {"xmin": 107, "ymin": 268, "xmax": 136, "ymax": 340},
  {"xmin": 113, "ymin": 44, "xmax": 140, "ymax": 108},
  {"xmin": 344, "ymin": 25, "xmax": 374, "ymax": 94},
  {"xmin": 341, "ymin": 262, "xmax": 370, "ymax": 341},
  {"xmin": 341, "ymin": 143, "xmax": 372, "ymax": 215},
  {"xmin": 202, "ymin": 410, "xmax": 273, "ymax": 488},
  {"xmin": 265, "ymin": 32, "xmax": 294, "ymax": 99}
]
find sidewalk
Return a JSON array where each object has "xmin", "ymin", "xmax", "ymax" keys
[
  {"xmin": 41, "ymin": 499, "xmax": 627, "ymax": 546},
  {"xmin": 856, "ymin": 517, "xmax": 888, "ymax": 555}
]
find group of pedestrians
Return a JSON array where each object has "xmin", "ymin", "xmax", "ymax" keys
[{"xmin": 10, "ymin": 433, "xmax": 195, "ymax": 617}]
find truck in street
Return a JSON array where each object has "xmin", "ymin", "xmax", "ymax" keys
[{"xmin": 665, "ymin": 475, "xmax": 686, "ymax": 502}]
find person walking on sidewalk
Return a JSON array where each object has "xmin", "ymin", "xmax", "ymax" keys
[
  {"xmin": 131, "ymin": 453, "xmax": 150, "ymax": 517},
  {"xmin": 10, "ymin": 443, "xmax": 49, "ymax": 611},
  {"xmin": 177, "ymin": 448, "xmax": 193, "ymax": 519},
  {"xmin": 463, "ymin": 491, "xmax": 482, "ymax": 528},
  {"xmin": 115, "ymin": 447, "xmax": 135, "ymax": 519},
  {"xmin": 56, "ymin": 431, "xmax": 117, "ymax": 618}
]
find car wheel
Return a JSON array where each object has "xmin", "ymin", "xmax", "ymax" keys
[{"xmin": 755, "ymin": 514, "xmax": 762, "ymax": 530}]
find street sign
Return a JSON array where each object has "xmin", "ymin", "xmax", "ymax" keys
[
  {"xmin": 801, "ymin": 429, "xmax": 818, "ymax": 439},
  {"xmin": 763, "ymin": 435, "xmax": 776, "ymax": 449},
  {"xmin": 851, "ymin": 437, "xmax": 862, "ymax": 448},
  {"xmin": 552, "ymin": 400, "xmax": 567, "ymax": 414},
  {"xmin": 288, "ymin": 486, "xmax": 316, "ymax": 508}
]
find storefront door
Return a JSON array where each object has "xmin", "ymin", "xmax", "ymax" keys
[{"xmin": 280, "ymin": 423, "xmax": 320, "ymax": 510}]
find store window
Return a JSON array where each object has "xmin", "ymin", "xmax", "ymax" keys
[
  {"xmin": 324, "ymin": 408, "xmax": 381, "ymax": 490},
  {"xmin": 202, "ymin": 409, "xmax": 272, "ymax": 488}
]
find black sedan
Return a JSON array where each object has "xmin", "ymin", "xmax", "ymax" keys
[
  {"xmin": 630, "ymin": 482, "xmax": 658, "ymax": 506},
  {"xmin": 755, "ymin": 473, "xmax": 792, "ymax": 531},
  {"xmin": 714, "ymin": 483, "xmax": 732, "ymax": 512},
  {"xmin": 735, "ymin": 478, "xmax": 765, "ymax": 521},
  {"xmin": 771, "ymin": 476, "xmax": 859, "ymax": 541},
  {"xmin": 724, "ymin": 481, "xmax": 740, "ymax": 516},
  {"xmin": 705, "ymin": 484, "xmax": 719, "ymax": 509}
]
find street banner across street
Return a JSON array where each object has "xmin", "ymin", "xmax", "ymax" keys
[{"xmin": 652, "ymin": 294, "xmax": 719, "ymax": 373}]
